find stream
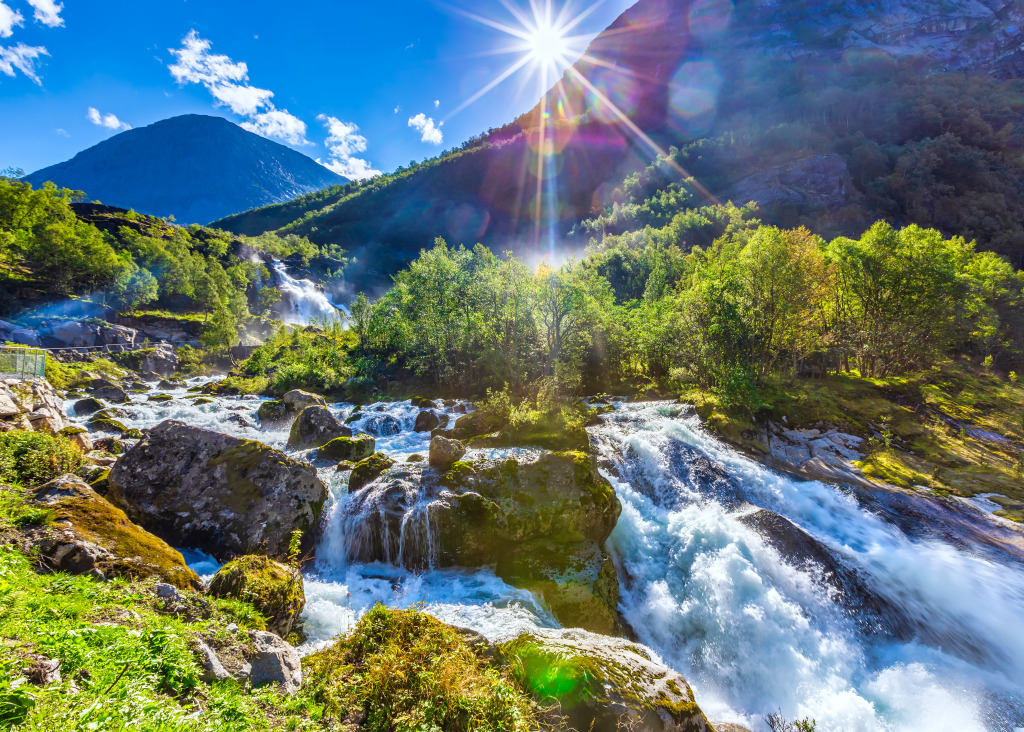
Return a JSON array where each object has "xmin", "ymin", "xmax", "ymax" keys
[{"xmin": 67, "ymin": 384, "xmax": 1024, "ymax": 732}]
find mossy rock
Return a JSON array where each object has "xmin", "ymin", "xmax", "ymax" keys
[
  {"xmin": 191, "ymin": 397, "xmax": 214, "ymax": 406},
  {"xmin": 208, "ymin": 555, "xmax": 305, "ymax": 638},
  {"xmin": 72, "ymin": 397, "xmax": 104, "ymax": 416},
  {"xmin": 512, "ymin": 550, "xmax": 621, "ymax": 636},
  {"xmin": 349, "ymin": 452, "xmax": 395, "ymax": 492},
  {"xmin": 497, "ymin": 630, "xmax": 711, "ymax": 732},
  {"xmin": 148, "ymin": 393, "xmax": 174, "ymax": 403},
  {"xmin": 87, "ymin": 416, "xmax": 129, "ymax": 435},
  {"xmin": 257, "ymin": 400, "xmax": 288, "ymax": 423},
  {"xmin": 319, "ymin": 434, "xmax": 375, "ymax": 463},
  {"xmin": 344, "ymin": 411, "xmax": 363, "ymax": 425},
  {"xmin": 58, "ymin": 426, "xmax": 88, "ymax": 437},
  {"xmin": 88, "ymin": 468, "xmax": 111, "ymax": 496},
  {"xmin": 410, "ymin": 396, "xmax": 437, "ymax": 409},
  {"xmin": 31, "ymin": 475, "xmax": 201, "ymax": 590},
  {"xmin": 94, "ymin": 437, "xmax": 126, "ymax": 455},
  {"xmin": 450, "ymin": 411, "xmax": 507, "ymax": 440},
  {"xmin": 287, "ymin": 406, "xmax": 352, "ymax": 450},
  {"xmin": 122, "ymin": 428, "xmax": 144, "ymax": 440}
]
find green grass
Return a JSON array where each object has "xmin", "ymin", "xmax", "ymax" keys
[
  {"xmin": 0, "ymin": 431, "xmax": 85, "ymax": 488},
  {"xmin": 45, "ymin": 358, "xmax": 128, "ymax": 392}
]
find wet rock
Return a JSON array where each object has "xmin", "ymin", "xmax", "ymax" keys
[
  {"xmin": 209, "ymin": 555, "xmax": 305, "ymax": 638},
  {"xmin": 94, "ymin": 437, "xmax": 126, "ymax": 455},
  {"xmin": 249, "ymin": 630, "xmax": 302, "ymax": 695},
  {"xmin": 73, "ymin": 398, "xmax": 104, "ymax": 416},
  {"xmin": 158, "ymin": 378, "xmax": 185, "ymax": 390},
  {"xmin": 498, "ymin": 628, "xmax": 712, "ymax": 732},
  {"xmin": 410, "ymin": 396, "xmax": 437, "ymax": 409},
  {"xmin": 365, "ymin": 414, "xmax": 401, "ymax": 436},
  {"xmin": 349, "ymin": 453, "xmax": 396, "ymax": 492},
  {"xmin": 318, "ymin": 434, "xmax": 375, "ymax": 464},
  {"xmin": 225, "ymin": 413, "xmax": 252, "ymax": 429},
  {"xmin": 287, "ymin": 406, "xmax": 352, "ymax": 450},
  {"xmin": 147, "ymin": 393, "xmax": 174, "ymax": 403},
  {"xmin": 87, "ymin": 416, "xmax": 130, "ymax": 435},
  {"xmin": 428, "ymin": 435, "xmax": 465, "ymax": 470},
  {"xmin": 92, "ymin": 385, "xmax": 129, "ymax": 404},
  {"xmin": 28, "ymin": 474, "xmax": 201, "ymax": 589},
  {"xmin": 108, "ymin": 420, "xmax": 328, "ymax": 560},
  {"xmin": 257, "ymin": 400, "xmax": 288, "ymax": 424},
  {"xmin": 414, "ymin": 409, "xmax": 441, "ymax": 433}
]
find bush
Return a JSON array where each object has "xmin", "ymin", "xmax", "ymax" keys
[{"xmin": 0, "ymin": 431, "xmax": 84, "ymax": 487}]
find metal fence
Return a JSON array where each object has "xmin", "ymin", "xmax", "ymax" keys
[{"xmin": 0, "ymin": 347, "xmax": 47, "ymax": 380}]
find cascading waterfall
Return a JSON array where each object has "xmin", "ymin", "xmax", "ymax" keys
[
  {"xmin": 65, "ymin": 384, "xmax": 1024, "ymax": 730},
  {"xmin": 268, "ymin": 260, "xmax": 344, "ymax": 325}
]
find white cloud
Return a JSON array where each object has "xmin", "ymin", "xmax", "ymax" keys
[
  {"xmin": 0, "ymin": 43, "xmax": 47, "ymax": 83},
  {"xmin": 0, "ymin": 2, "xmax": 24, "ymax": 38},
  {"xmin": 241, "ymin": 109, "xmax": 308, "ymax": 146},
  {"xmin": 25, "ymin": 0, "xmax": 62, "ymax": 27},
  {"xmin": 55, "ymin": 127, "xmax": 68, "ymax": 136},
  {"xmin": 316, "ymin": 115, "xmax": 380, "ymax": 181},
  {"xmin": 434, "ymin": 99, "xmax": 439, "ymax": 108},
  {"xmin": 393, "ymin": 105, "xmax": 400, "ymax": 114},
  {"xmin": 87, "ymin": 106, "xmax": 130, "ymax": 131},
  {"xmin": 168, "ymin": 30, "xmax": 309, "ymax": 145},
  {"xmin": 408, "ymin": 113, "xmax": 443, "ymax": 145}
]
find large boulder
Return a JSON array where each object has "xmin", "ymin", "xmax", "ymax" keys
[
  {"xmin": 136, "ymin": 343, "xmax": 179, "ymax": 377},
  {"xmin": 249, "ymin": 630, "xmax": 302, "ymax": 695},
  {"xmin": 348, "ymin": 452, "xmax": 396, "ymax": 492},
  {"xmin": 318, "ymin": 434, "xmax": 375, "ymax": 463},
  {"xmin": 108, "ymin": 420, "xmax": 328, "ymax": 560},
  {"xmin": 27, "ymin": 474, "xmax": 201, "ymax": 590},
  {"xmin": 281, "ymin": 389, "xmax": 326, "ymax": 411},
  {"xmin": 286, "ymin": 406, "xmax": 352, "ymax": 450},
  {"xmin": 344, "ymin": 452, "xmax": 622, "ymax": 633},
  {"xmin": 498, "ymin": 629, "xmax": 713, "ymax": 732},
  {"xmin": 414, "ymin": 410, "xmax": 441, "ymax": 433},
  {"xmin": 92, "ymin": 385, "xmax": 129, "ymax": 404},
  {"xmin": 0, "ymin": 319, "xmax": 42, "ymax": 347},
  {"xmin": 449, "ymin": 410, "xmax": 506, "ymax": 440},
  {"xmin": 208, "ymin": 555, "xmax": 305, "ymax": 638},
  {"xmin": 428, "ymin": 434, "xmax": 465, "ymax": 470},
  {"xmin": 72, "ymin": 397, "xmax": 104, "ymax": 416}
]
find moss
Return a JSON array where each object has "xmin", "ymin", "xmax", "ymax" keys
[
  {"xmin": 208, "ymin": 555, "xmax": 304, "ymax": 637},
  {"xmin": 57, "ymin": 426, "xmax": 88, "ymax": 437},
  {"xmin": 191, "ymin": 397, "xmax": 213, "ymax": 406},
  {"xmin": 344, "ymin": 411, "xmax": 363, "ymax": 424},
  {"xmin": 256, "ymin": 399, "xmax": 287, "ymax": 423},
  {"xmin": 349, "ymin": 452, "xmax": 395, "ymax": 492},
  {"xmin": 87, "ymin": 416, "xmax": 129, "ymax": 434},
  {"xmin": 148, "ymin": 393, "xmax": 174, "ymax": 403},
  {"xmin": 318, "ymin": 434, "xmax": 375, "ymax": 463}
]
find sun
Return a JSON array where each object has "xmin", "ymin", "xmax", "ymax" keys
[{"xmin": 526, "ymin": 22, "xmax": 571, "ymax": 64}]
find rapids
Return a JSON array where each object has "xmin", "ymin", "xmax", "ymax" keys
[{"xmin": 67, "ymin": 384, "xmax": 1024, "ymax": 731}]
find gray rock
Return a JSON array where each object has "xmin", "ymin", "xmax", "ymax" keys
[
  {"xmin": 286, "ymin": 406, "xmax": 352, "ymax": 451},
  {"xmin": 195, "ymin": 639, "xmax": 230, "ymax": 683},
  {"xmin": 249, "ymin": 631, "xmax": 302, "ymax": 695},
  {"xmin": 108, "ymin": 420, "xmax": 328, "ymax": 560},
  {"xmin": 138, "ymin": 343, "xmax": 178, "ymax": 377},
  {"xmin": 414, "ymin": 410, "xmax": 441, "ymax": 433},
  {"xmin": 73, "ymin": 398, "xmax": 105, "ymax": 416},
  {"xmin": 155, "ymin": 582, "xmax": 179, "ymax": 599},
  {"xmin": 281, "ymin": 389, "xmax": 327, "ymax": 411},
  {"xmin": 719, "ymin": 154, "xmax": 854, "ymax": 212},
  {"xmin": 428, "ymin": 435, "xmax": 465, "ymax": 469},
  {"xmin": 93, "ymin": 385, "xmax": 129, "ymax": 404}
]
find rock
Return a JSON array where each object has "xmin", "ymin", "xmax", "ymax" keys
[
  {"xmin": 28, "ymin": 474, "xmax": 201, "ymax": 589},
  {"xmin": 155, "ymin": 582, "xmax": 179, "ymax": 599},
  {"xmin": 192, "ymin": 397, "xmax": 213, "ymax": 406},
  {"xmin": 147, "ymin": 393, "xmax": 174, "ymax": 403},
  {"xmin": 410, "ymin": 396, "xmax": 437, "ymax": 409},
  {"xmin": 87, "ymin": 416, "xmax": 130, "ymax": 435},
  {"xmin": 449, "ymin": 410, "xmax": 506, "ymax": 440},
  {"xmin": 58, "ymin": 426, "xmax": 93, "ymax": 452},
  {"xmin": 348, "ymin": 453, "xmax": 396, "ymax": 492},
  {"xmin": 39, "ymin": 320, "xmax": 137, "ymax": 349},
  {"xmin": 345, "ymin": 452, "xmax": 622, "ymax": 633},
  {"xmin": 365, "ymin": 414, "xmax": 401, "ymax": 436},
  {"xmin": 92, "ymin": 385, "xmax": 129, "ymax": 404},
  {"xmin": 24, "ymin": 657, "xmax": 62, "ymax": 686},
  {"xmin": 0, "ymin": 319, "xmax": 42, "ymax": 347},
  {"xmin": 318, "ymin": 434, "xmax": 375, "ymax": 463},
  {"xmin": 72, "ymin": 398, "xmax": 104, "ymax": 416},
  {"xmin": 208, "ymin": 555, "xmax": 305, "ymax": 638},
  {"xmin": 344, "ymin": 411, "xmax": 363, "ymax": 425},
  {"xmin": 195, "ymin": 638, "xmax": 231, "ymax": 683},
  {"xmin": 428, "ymin": 435, "xmax": 465, "ymax": 470},
  {"xmin": 286, "ymin": 406, "xmax": 352, "ymax": 450},
  {"xmin": 498, "ymin": 629, "xmax": 712, "ymax": 732},
  {"xmin": 138, "ymin": 343, "xmax": 178, "ymax": 377},
  {"xmin": 94, "ymin": 437, "xmax": 126, "ymax": 455},
  {"xmin": 1, "ymin": 379, "xmax": 69, "ymax": 434},
  {"xmin": 158, "ymin": 378, "xmax": 185, "ymax": 390},
  {"xmin": 282, "ymin": 389, "xmax": 327, "ymax": 411},
  {"xmin": 414, "ymin": 410, "xmax": 441, "ymax": 433},
  {"xmin": 108, "ymin": 420, "xmax": 328, "ymax": 560},
  {"xmin": 718, "ymin": 154, "xmax": 854, "ymax": 212},
  {"xmin": 225, "ymin": 413, "xmax": 252, "ymax": 429},
  {"xmin": 711, "ymin": 724, "xmax": 753, "ymax": 732},
  {"xmin": 249, "ymin": 630, "xmax": 302, "ymax": 695},
  {"xmin": 257, "ymin": 400, "xmax": 288, "ymax": 424}
]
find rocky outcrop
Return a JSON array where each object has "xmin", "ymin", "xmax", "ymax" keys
[
  {"xmin": 108, "ymin": 420, "xmax": 328, "ymax": 560},
  {"xmin": 719, "ymin": 154, "xmax": 855, "ymax": 213},
  {"xmin": 344, "ymin": 451, "xmax": 622, "ymax": 633},
  {"xmin": 498, "ymin": 629, "xmax": 712, "ymax": 732},
  {"xmin": 760, "ymin": 423, "xmax": 874, "ymax": 489},
  {"xmin": 208, "ymin": 555, "xmax": 305, "ymax": 638},
  {"xmin": 0, "ymin": 379, "xmax": 69, "ymax": 434},
  {"xmin": 37, "ymin": 320, "xmax": 138, "ymax": 350},
  {"xmin": 27, "ymin": 474, "xmax": 202, "ymax": 590},
  {"xmin": 135, "ymin": 343, "xmax": 179, "ymax": 377},
  {"xmin": 286, "ymin": 407, "xmax": 351, "ymax": 450}
]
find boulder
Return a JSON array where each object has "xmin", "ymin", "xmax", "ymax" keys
[
  {"xmin": 195, "ymin": 638, "xmax": 231, "ymax": 683},
  {"xmin": 28, "ymin": 474, "xmax": 201, "ymax": 590},
  {"xmin": 428, "ymin": 435, "xmax": 465, "ymax": 470},
  {"xmin": 0, "ymin": 319, "xmax": 42, "ymax": 347},
  {"xmin": 147, "ymin": 394, "xmax": 174, "ymax": 403},
  {"xmin": 249, "ymin": 630, "xmax": 302, "ymax": 695},
  {"xmin": 348, "ymin": 453, "xmax": 396, "ymax": 492},
  {"xmin": 344, "ymin": 452, "xmax": 622, "ymax": 633},
  {"xmin": 365, "ymin": 414, "xmax": 401, "ymax": 436},
  {"xmin": 286, "ymin": 406, "xmax": 352, "ymax": 451},
  {"xmin": 414, "ymin": 410, "xmax": 441, "ymax": 433},
  {"xmin": 58, "ymin": 426, "xmax": 93, "ymax": 452},
  {"xmin": 208, "ymin": 555, "xmax": 305, "ymax": 638},
  {"xmin": 72, "ymin": 398, "xmax": 105, "ymax": 416},
  {"xmin": 1, "ymin": 379, "xmax": 69, "ymax": 434},
  {"xmin": 281, "ymin": 389, "xmax": 327, "ymax": 411},
  {"xmin": 410, "ymin": 396, "xmax": 437, "ymax": 409},
  {"xmin": 498, "ymin": 629, "xmax": 712, "ymax": 732},
  {"xmin": 137, "ymin": 343, "xmax": 178, "ymax": 377},
  {"xmin": 92, "ymin": 385, "xmax": 129, "ymax": 404},
  {"xmin": 318, "ymin": 434, "xmax": 375, "ymax": 463},
  {"xmin": 257, "ymin": 400, "xmax": 289, "ymax": 424},
  {"xmin": 108, "ymin": 420, "xmax": 328, "ymax": 560},
  {"xmin": 449, "ymin": 410, "xmax": 506, "ymax": 440},
  {"xmin": 93, "ymin": 437, "xmax": 125, "ymax": 455}
]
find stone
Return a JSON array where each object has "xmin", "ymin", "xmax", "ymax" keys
[
  {"xmin": 414, "ymin": 410, "xmax": 441, "ymax": 433},
  {"xmin": 281, "ymin": 390, "xmax": 327, "ymax": 411},
  {"xmin": 249, "ymin": 630, "xmax": 302, "ymax": 695},
  {"xmin": 148, "ymin": 394, "xmax": 174, "ymax": 403},
  {"xmin": 449, "ymin": 410, "xmax": 506, "ymax": 440},
  {"xmin": 1, "ymin": 379, "xmax": 69, "ymax": 434},
  {"xmin": 108, "ymin": 420, "xmax": 328, "ymax": 560},
  {"xmin": 155, "ymin": 582, "xmax": 179, "ymax": 599},
  {"xmin": 138, "ymin": 343, "xmax": 179, "ymax": 377},
  {"xmin": 58, "ymin": 426, "xmax": 93, "ymax": 452},
  {"xmin": 286, "ymin": 406, "xmax": 352, "ymax": 451},
  {"xmin": 410, "ymin": 396, "xmax": 437, "ymax": 409},
  {"xmin": 365, "ymin": 414, "xmax": 401, "ymax": 436},
  {"xmin": 94, "ymin": 437, "xmax": 126, "ymax": 455},
  {"xmin": 0, "ymin": 319, "xmax": 42, "ymax": 347},
  {"xmin": 73, "ymin": 398, "xmax": 105, "ymax": 416},
  {"xmin": 28, "ymin": 474, "xmax": 201, "ymax": 590},
  {"xmin": 318, "ymin": 434, "xmax": 375, "ymax": 463},
  {"xmin": 498, "ymin": 629, "xmax": 713, "ymax": 732},
  {"xmin": 348, "ymin": 453, "xmax": 396, "ymax": 492},
  {"xmin": 195, "ymin": 638, "xmax": 230, "ymax": 683},
  {"xmin": 208, "ymin": 555, "xmax": 305, "ymax": 638},
  {"xmin": 257, "ymin": 400, "xmax": 289, "ymax": 424},
  {"xmin": 428, "ymin": 435, "xmax": 465, "ymax": 470},
  {"xmin": 93, "ymin": 385, "xmax": 129, "ymax": 404}
]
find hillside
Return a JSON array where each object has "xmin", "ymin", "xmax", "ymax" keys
[
  {"xmin": 24, "ymin": 115, "xmax": 345, "ymax": 224},
  {"xmin": 214, "ymin": 0, "xmax": 1024, "ymax": 290}
]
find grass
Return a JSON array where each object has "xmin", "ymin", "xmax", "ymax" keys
[
  {"xmin": 684, "ymin": 363, "xmax": 1024, "ymax": 516},
  {"xmin": 126, "ymin": 309, "xmax": 208, "ymax": 324},
  {"xmin": 0, "ymin": 431, "xmax": 85, "ymax": 488},
  {"xmin": 44, "ymin": 358, "xmax": 128, "ymax": 392}
]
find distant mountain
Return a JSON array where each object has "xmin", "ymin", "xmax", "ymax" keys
[
  {"xmin": 24, "ymin": 114, "xmax": 345, "ymax": 224},
  {"xmin": 214, "ymin": 0, "xmax": 1024, "ymax": 287}
]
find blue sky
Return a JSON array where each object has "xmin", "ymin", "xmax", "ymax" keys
[{"xmin": 0, "ymin": 0, "xmax": 633, "ymax": 178}]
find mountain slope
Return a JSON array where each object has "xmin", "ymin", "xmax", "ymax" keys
[
  {"xmin": 214, "ymin": 0, "xmax": 1024, "ymax": 287},
  {"xmin": 24, "ymin": 115, "xmax": 345, "ymax": 224}
]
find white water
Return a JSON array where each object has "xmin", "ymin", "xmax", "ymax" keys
[
  {"xmin": 269, "ymin": 260, "xmax": 345, "ymax": 325},
  {"xmin": 67, "ymin": 386, "xmax": 1024, "ymax": 731}
]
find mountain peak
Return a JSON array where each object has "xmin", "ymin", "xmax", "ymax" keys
[{"xmin": 24, "ymin": 115, "xmax": 344, "ymax": 224}]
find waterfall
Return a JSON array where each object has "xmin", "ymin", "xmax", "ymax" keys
[{"xmin": 268, "ymin": 260, "xmax": 345, "ymax": 325}]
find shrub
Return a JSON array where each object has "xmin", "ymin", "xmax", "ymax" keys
[{"xmin": 0, "ymin": 431, "xmax": 84, "ymax": 487}]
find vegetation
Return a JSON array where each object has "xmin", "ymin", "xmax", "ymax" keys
[{"xmin": 0, "ymin": 431, "xmax": 85, "ymax": 487}]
